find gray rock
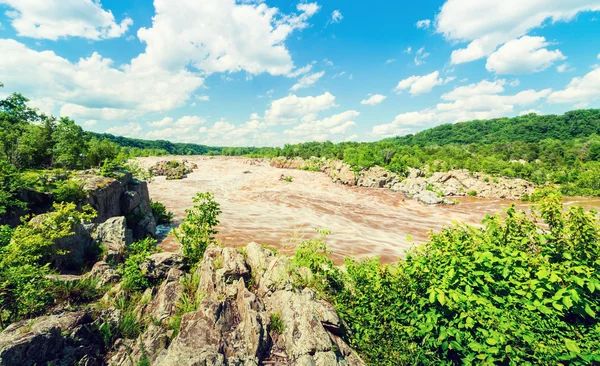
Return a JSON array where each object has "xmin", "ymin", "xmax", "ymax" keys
[
  {"xmin": 92, "ymin": 216, "xmax": 132, "ymax": 264},
  {"xmin": 86, "ymin": 261, "xmax": 120, "ymax": 287},
  {"xmin": 0, "ymin": 311, "xmax": 103, "ymax": 366},
  {"xmin": 140, "ymin": 252, "xmax": 184, "ymax": 281}
]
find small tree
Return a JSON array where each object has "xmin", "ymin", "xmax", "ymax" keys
[
  {"xmin": 174, "ymin": 192, "xmax": 221, "ymax": 266},
  {"xmin": 0, "ymin": 160, "xmax": 27, "ymax": 216},
  {"xmin": 52, "ymin": 117, "xmax": 85, "ymax": 169}
]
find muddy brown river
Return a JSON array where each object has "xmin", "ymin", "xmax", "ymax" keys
[{"xmin": 137, "ymin": 156, "xmax": 600, "ymax": 264}]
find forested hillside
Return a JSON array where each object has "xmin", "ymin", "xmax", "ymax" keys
[{"xmin": 89, "ymin": 132, "xmax": 222, "ymax": 156}]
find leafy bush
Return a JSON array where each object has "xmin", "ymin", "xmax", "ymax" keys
[
  {"xmin": 174, "ymin": 192, "xmax": 221, "ymax": 266},
  {"xmin": 0, "ymin": 203, "xmax": 96, "ymax": 325},
  {"xmin": 151, "ymin": 201, "xmax": 173, "ymax": 225},
  {"xmin": 0, "ymin": 225, "xmax": 12, "ymax": 248},
  {"xmin": 270, "ymin": 313, "xmax": 284, "ymax": 334},
  {"xmin": 52, "ymin": 179, "xmax": 86, "ymax": 203},
  {"xmin": 294, "ymin": 191, "xmax": 600, "ymax": 365},
  {"xmin": 99, "ymin": 159, "xmax": 122, "ymax": 178},
  {"xmin": 0, "ymin": 160, "xmax": 27, "ymax": 216},
  {"xmin": 467, "ymin": 190, "xmax": 478, "ymax": 197},
  {"xmin": 121, "ymin": 238, "xmax": 158, "ymax": 292},
  {"xmin": 122, "ymin": 160, "xmax": 154, "ymax": 182}
]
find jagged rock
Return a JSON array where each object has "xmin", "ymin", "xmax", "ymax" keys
[
  {"xmin": 0, "ymin": 311, "xmax": 103, "ymax": 366},
  {"xmin": 123, "ymin": 179, "xmax": 156, "ymax": 240},
  {"xmin": 356, "ymin": 166, "xmax": 399, "ymax": 188},
  {"xmin": 140, "ymin": 252, "xmax": 184, "ymax": 281},
  {"xmin": 149, "ymin": 160, "xmax": 197, "ymax": 180},
  {"xmin": 82, "ymin": 173, "xmax": 132, "ymax": 224},
  {"xmin": 413, "ymin": 190, "xmax": 446, "ymax": 205},
  {"xmin": 152, "ymin": 244, "xmax": 363, "ymax": 366},
  {"xmin": 92, "ymin": 216, "xmax": 132, "ymax": 264},
  {"xmin": 86, "ymin": 261, "xmax": 120, "ymax": 287}
]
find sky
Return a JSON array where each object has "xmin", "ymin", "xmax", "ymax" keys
[{"xmin": 0, "ymin": 0, "xmax": 600, "ymax": 147}]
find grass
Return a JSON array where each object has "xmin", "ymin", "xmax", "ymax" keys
[{"xmin": 270, "ymin": 313, "xmax": 284, "ymax": 334}]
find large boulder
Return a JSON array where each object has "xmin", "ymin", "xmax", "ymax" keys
[
  {"xmin": 123, "ymin": 179, "xmax": 156, "ymax": 239},
  {"xmin": 140, "ymin": 252, "xmax": 184, "ymax": 281},
  {"xmin": 92, "ymin": 216, "xmax": 132, "ymax": 264},
  {"xmin": 0, "ymin": 311, "xmax": 104, "ymax": 366},
  {"xmin": 82, "ymin": 173, "xmax": 132, "ymax": 224}
]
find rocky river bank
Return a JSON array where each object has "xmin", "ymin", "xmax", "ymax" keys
[{"xmin": 270, "ymin": 157, "xmax": 535, "ymax": 204}]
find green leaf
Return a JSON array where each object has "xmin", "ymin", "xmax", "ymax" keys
[
  {"xmin": 563, "ymin": 296, "xmax": 573, "ymax": 309},
  {"xmin": 429, "ymin": 290, "xmax": 436, "ymax": 304},
  {"xmin": 565, "ymin": 339, "xmax": 581, "ymax": 354},
  {"xmin": 486, "ymin": 337, "xmax": 497, "ymax": 346},
  {"xmin": 584, "ymin": 304, "xmax": 596, "ymax": 318}
]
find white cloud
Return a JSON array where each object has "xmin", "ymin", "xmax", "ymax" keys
[
  {"xmin": 83, "ymin": 120, "xmax": 97, "ymax": 127},
  {"xmin": 416, "ymin": 19, "xmax": 431, "ymax": 29},
  {"xmin": 385, "ymin": 58, "xmax": 396, "ymax": 64},
  {"xmin": 0, "ymin": 0, "xmax": 132, "ymax": 40},
  {"xmin": 284, "ymin": 110, "xmax": 359, "ymax": 142},
  {"xmin": 288, "ymin": 64, "xmax": 313, "ymax": 77},
  {"xmin": 361, "ymin": 94, "xmax": 387, "ymax": 106},
  {"xmin": 597, "ymin": 53, "xmax": 600, "ymax": 59},
  {"xmin": 556, "ymin": 63, "xmax": 574, "ymax": 73},
  {"xmin": 323, "ymin": 59, "xmax": 334, "ymax": 67},
  {"xmin": 404, "ymin": 46, "xmax": 412, "ymax": 54},
  {"xmin": 290, "ymin": 71, "xmax": 325, "ymax": 91},
  {"xmin": 374, "ymin": 78, "xmax": 551, "ymax": 137},
  {"xmin": 0, "ymin": 39, "xmax": 202, "ymax": 120},
  {"xmin": 106, "ymin": 123, "xmax": 143, "ymax": 138},
  {"xmin": 547, "ymin": 67, "xmax": 600, "ymax": 107},
  {"xmin": 414, "ymin": 47, "xmax": 430, "ymax": 66},
  {"xmin": 394, "ymin": 71, "xmax": 449, "ymax": 95},
  {"xmin": 136, "ymin": 0, "xmax": 319, "ymax": 76},
  {"xmin": 197, "ymin": 95, "xmax": 210, "ymax": 102},
  {"xmin": 329, "ymin": 10, "xmax": 343, "ymax": 24},
  {"xmin": 60, "ymin": 104, "xmax": 143, "ymax": 121},
  {"xmin": 264, "ymin": 92, "xmax": 337, "ymax": 124},
  {"xmin": 435, "ymin": 0, "xmax": 600, "ymax": 65},
  {"xmin": 520, "ymin": 109, "xmax": 543, "ymax": 115},
  {"xmin": 486, "ymin": 36, "xmax": 566, "ymax": 74}
]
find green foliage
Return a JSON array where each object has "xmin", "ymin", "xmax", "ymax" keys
[
  {"xmin": 174, "ymin": 192, "xmax": 221, "ymax": 267},
  {"xmin": 51, "ymin": 277, "xmax": 105, "ymax": 305},
  {"xmin": 0, "ymin": 203, "xmax": 97, "ymax": 325},
  {"xmin": 99, "ymin": 159, "xmax": 122, "ymax": 178},
  {"xmin": 467, "ymin": 190, "xmax": 478, "ymax": 197},
  {"xmin": 52, "ymin": 179, "xmax": 86, "ymax": 203},
  {"xmin": 270, "ymin": 313, "xmax": 284, "ymax": 334},
  {"xmin": 52, "ymin": 117, "xmax": 86, "ymax": 169},
  {"xmin": 169, "ymin": 271, "xmax": 202, "ymax": 338},
  {"xmin": 122, "ymin": 160, "xmax": 154, "ymax": 182},
  {"xmin": 0, "ymin": 160, "xmax": 27, "ymax": 216},
  {"xmin": 151, "ymin": 201, "xmax": 173, "ymax": 225},
  {"xmin": 292, "ymin": 192, "xmax": 600, "ymax": 365},
  {"xmin": 0, "ymin": 225, "xmax": 12, "ymax": 248},
  {"xmin": 121, "ymin": 238, "xmax": 158, "ymax": 292}
]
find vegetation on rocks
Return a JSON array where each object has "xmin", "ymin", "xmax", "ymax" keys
[
  {"xmin": 174, "ymin": 192, "xmax": 221, "ymax": 266},
  {"xmin": 290, "ymin": 190, "xmax": 600, "ymax": 365}
]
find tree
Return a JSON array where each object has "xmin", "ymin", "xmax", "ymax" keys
[
  {"xmin": 0, "ymin": 160, "xmax": 26, "ymax": 216},
  {"xmin": 52, "ymin": 117, "xmax": 85, "ymax": 168}
]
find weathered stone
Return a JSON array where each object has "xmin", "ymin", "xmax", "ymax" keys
[
  {"xmin": 92, "ymin": 216, "xmax": 132, "ymax": 264},
  {"xmin": 0, "ymin": 311, "xmax": 103, "ymax": 366},
  {"xmin": 140, "ymin": 252, "xmax": 184, "ymax": 281},
  {"xmin": 86, "ymin": 261, "xmax": 120, "ymax": 287}
]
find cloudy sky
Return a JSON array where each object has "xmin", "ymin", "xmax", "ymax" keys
[{"xmin": 0, "ymin": 0, "xmax": 600, "ymax": 146}]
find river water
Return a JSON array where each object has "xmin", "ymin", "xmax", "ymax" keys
[{"xmin": 138, "ymin": 156, "xmax": 600, "ymax": 264}]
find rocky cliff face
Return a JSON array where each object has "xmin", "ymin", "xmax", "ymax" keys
[
  {"xmin": 271, "ymin": 157, "xmax": 535, "ymax": 204},
  {"xmin": 80, "ymin": 172, "xmax": 156, "ymax": 240},
  {"xmin": 0, "ymin": 243, "xmax": 364, "ymax": 366}
]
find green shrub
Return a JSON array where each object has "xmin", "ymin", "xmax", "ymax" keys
[
  {"xmin": 294, "ymin": 191, "xmax": 600, "ymax": 365},
  {"xmin": 0, "ymin": 160, "xmax": 27, "ymax": 216},
  {"xmin": 467, "ymin": 190, "xmax": 478, "ymax": 197},
  {"xmin": 174, "ymin": 192, "xmax": 221, "ymax": 266},
  {"xmin": 0, "ymin": 225, "xmax": 12, "ymax": 248},
  {"xmin": 151, "ymin": 201, "xmax": 173, "ymax": 225},
  {"xmin": 169, "ymin": 272, "xmax": 202, "ymax": 338},
  {"xmin": 99, "ymin": 159, "xmax": 122, "ymax": 178},
  {"xmin": 52, "ymin": 277, "xmax": 105, "ymax": 305},
  {"xmin": 52, "ymin": 179, "xmax": 86, "ymax": 203},
  {"xmin": 121, "ymin": 238, "xmax": 158, "ymax": 292}
]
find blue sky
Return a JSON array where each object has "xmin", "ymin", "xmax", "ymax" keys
[{"xmin": 1, "ymin": 0, "xmax": 600, "ymax": 146}]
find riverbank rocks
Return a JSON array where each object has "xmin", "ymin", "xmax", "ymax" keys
[
  {"xmin": 272, "ymin": 157, "xmax": 535, "ymax": 203},
  {"xmin": 0, "ymin": 311, "xmax": 104, "ymax": 366},
  {"xmin": 140, "ymin": 252, "xmax": 184, "ymax": 281},
  {"xmin": 149, "ymin": 160, "xmax": 197, "ymax": 180}
]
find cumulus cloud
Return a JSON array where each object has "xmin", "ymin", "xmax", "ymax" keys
[
  {"xmin": 290, "ymin": 71, "xmax": 325, "ymax": 91},
  {"xmin": 361, "ymin": 94, "xmax": 387, "ymax": 106},
  {"xmin": 136, "ymin": 0, "xmax": 319, "ymax": 76},
  {"xmin": 520, "ymin": 109, "xmax": 543, "ymax": 115},
  {"xmin": 106, "ymin": 123, "xmax": 143, "ymax": 138},
  {"xmin": 416, "ymin": 19, "xmax": 431, "ymax": 29},
  {"xmin": 486, "ymin": 36, "xmax": 566, "ymax": 74},
  {"xmin": 394, "ymin": 71, "xmax": 452, "ymax": 95},
  {"xmin": 373, "ymin": 78, "xmax": 551, "ymax": 137},
  {"xmin": 283, "ymin": 110, "xmax": 359, "ymax": 142},
  {"xmin": 0, "ymin": 0, "xmax": 132, "ymax": 40},
  {"xmin": 264, "ymin": 92, "xmax": 337, "ymax": 124},
  {"xmin": 547, "ymin": 67, "xmax": 600, "ymax": 107},
  {"xmin": 435, "ymin": 0, "xmax": 600, "ymax": 65}
]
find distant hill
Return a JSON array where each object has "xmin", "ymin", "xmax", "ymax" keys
[
  {"xmin": 386, "ymin": 109, "xmax": 600, "ymax": 146},
  {"xmin": 88, "ymin": 132, "xmax": 223, "ymax": 155}
]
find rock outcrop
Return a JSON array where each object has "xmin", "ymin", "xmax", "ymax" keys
[
  {"xmin": 109, "ymin": 244, "xmax": 364, "ymax": 366},
  {"xmin": 0, "ymin": 311, "xmax": 104, "ymax": 366},
  {"xmin": 149, "ymin": 160, "xmax": 198, "ymax": 180},
  {"xmin": 92, "ymin": 216, "xmax": 133, "ymax": 264},
  {"xmin": 272, "ymin": 157, "xmax": 535, "ymax": 203},
  {"xmin": 81, "ymin": 172, "xmax": 156, "ymax": 239}
]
